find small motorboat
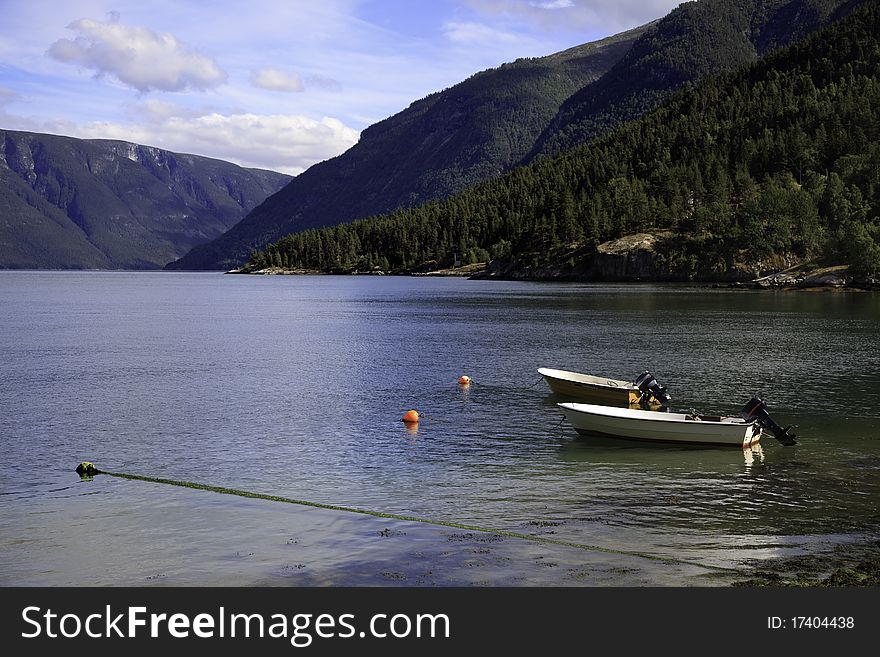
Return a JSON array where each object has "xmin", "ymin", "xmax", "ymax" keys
[
  {"xmin": 538, "ymin": 367, "xmax": 671, "ymax": 407},
  {"xmin": 558, "ymin": 396, "xmax": 797, "ymax": 448}
]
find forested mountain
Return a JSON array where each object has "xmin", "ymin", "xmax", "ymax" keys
[
  {"xmin": 528, "ymin": 0, "xmax": 864, "ymax": 160},
  {"xmin": 166, "ymin": 27, "xmax": 645, "ymax": 270},
  {"xmin": 172, "ymin": 0, "xmax": 861, "ymax": 272},
  {"xmin": 0, "ymin": 130, "xmax": 290, "ymax": 269},
  {"xmin": 245, "ymin": 2, "xmax": 880, "ymax": 280}
]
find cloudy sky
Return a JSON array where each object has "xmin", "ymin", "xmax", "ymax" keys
[{"xmin": 0, "ymin": 0, "xmax": 681, "ymax": 175}]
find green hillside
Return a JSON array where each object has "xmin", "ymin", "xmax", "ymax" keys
[
  {"xmin": 246, "ymin": 2, "xmax": 880, "ymax": 280},
  {"xmin": 529, "ymin": 0, "xmax": 863, "ymax": 160}
]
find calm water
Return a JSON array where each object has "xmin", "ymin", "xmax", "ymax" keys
[{"xmin": 1, "ymin": 272, "xmax": 878, "ymax": 585}]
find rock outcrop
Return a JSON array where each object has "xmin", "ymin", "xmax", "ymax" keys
[{"xmin": 475, "ymin": 232, "xmax": 879, "ymax": 289}]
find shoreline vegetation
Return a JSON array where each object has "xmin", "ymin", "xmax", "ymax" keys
[
  {"xmin": 229, "ymin": 231, "xmax": 879, "ymax": 291},
  {"xmin": 229, "ymin": 264, "xmax": 878, "ymax": 291}
]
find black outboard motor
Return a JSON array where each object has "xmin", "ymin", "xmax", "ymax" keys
[
  {"xmin": 634, "ymin": 371, "xmax": 672, "ymax": 405},
  {"xmin": 741, "ymin": 396, "xmax": 797, "ymax": 446}
]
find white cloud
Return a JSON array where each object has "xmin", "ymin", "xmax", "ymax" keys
[
  {"xmin": 74, "ymin": 106, "xmax": 360, "ymax": 175},
  {"xmin": 126, "ymin": 98, "xmax": 204, "ymax": 121},
  {"xmin": 47, "ymin": 14, "xmax": 227, "ymax": 92},
  {"xmin": 251, "ymin": 68, "xmax": 304, "ymax": 93},
  {"xmin": 529, "ymin": 0, "xmax": 574, "ymax": 9},
  {"xmin": 443, "ymin": 21, "xmax": 525, "ymax": 46}
]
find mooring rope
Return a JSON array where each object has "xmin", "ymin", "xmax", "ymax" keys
[{"xmin": 78, "ymin": 463, "xmax": 740, "ymax": 574}]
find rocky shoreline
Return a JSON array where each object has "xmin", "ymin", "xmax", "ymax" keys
[
  {"xmin": 734, "ymin": 539, "xmax": 880, "ymax": 587},
  {"xmin": 472, "ymin": 232, "xmax": 879, "ymax": 290},
  {"xmin": 231, "ymin": 232, "xmax": 878, "ymax": 290},
  {"xmin": 730, "ymin": 264, "xmax": 873, "ymax": 290},
  {"xmin": 232, "ymin": 262, "xmax": 878, "ymax": 289}
]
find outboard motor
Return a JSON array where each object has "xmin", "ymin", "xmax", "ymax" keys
[
  {"xmin": 741, "ymin": 396, "xmax": 797, "ymax": 446},
  {"xmin": 634, "ymin": 371, "xmax": 672, "ymax": 405}
]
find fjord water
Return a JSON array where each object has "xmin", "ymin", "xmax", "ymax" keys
[{"xmin": 1, "ymin": 272, "xmax": 878, "ymax": 585}]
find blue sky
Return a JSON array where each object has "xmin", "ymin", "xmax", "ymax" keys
[{"xmin": 0, "ymin": 0, "xmax": 681, "ymax": 174}]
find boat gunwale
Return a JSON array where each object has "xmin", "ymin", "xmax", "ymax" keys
[
  {"xmin": 558, "ymin": 402, "xmax": 758, "ymax": 427},
  {"xmin": 538, "ymin": 367, "xmax": 636, "ymax": 391}
]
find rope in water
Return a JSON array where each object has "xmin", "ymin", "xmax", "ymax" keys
[{"xmin": 81, "ymin": 464, "xmax": 740, "ymax": 574}]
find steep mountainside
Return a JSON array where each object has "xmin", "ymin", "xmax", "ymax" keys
[
  {"xmin": 528, "ymin": 0, "xmax": 864, "ymax": 160},
  {"xmin": 167, "ymin": 27, "xmax": 644, "ymax": 270},
  {"xmin": 246, "ymin": 2, "xmax": 880, "ymax": 281},
  {"xmin": 0, "ymin": 130, "xmax": 290, "ymax": 269}
]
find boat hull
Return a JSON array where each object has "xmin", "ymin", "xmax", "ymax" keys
[
  {"xmin": 538, "ymin": 368, "xmax": 642, "ymax": 406},
  {"xmin": 558, "ymin": 402, "xmax": 761, "ymax": 448}
]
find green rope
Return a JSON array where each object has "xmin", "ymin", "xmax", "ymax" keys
[{"xmin": 93, "ymin": 467, "xmax": 740, "ymax": 574}]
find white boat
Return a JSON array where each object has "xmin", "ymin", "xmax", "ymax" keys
[
  {"xmin": 538, "ymin": 368, "xmax": 671, "ymax": 407},
  {"xmin": 558, "ymin": 402, "xmax": 762, "ymax": 447}
]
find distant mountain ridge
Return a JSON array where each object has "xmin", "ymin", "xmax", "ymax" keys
[
  {"xmin": 0, "ymin": 130, "xmax": 290, "ymax": 269},
  {"xmin": 166, "ymin": 27, "xmax": 645, "ymax": 270}
]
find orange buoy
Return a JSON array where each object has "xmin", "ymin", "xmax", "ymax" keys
[
  {"xmin": 402, "ymin": 409, "xmax": 420, "ymax": 423},
  {"xmin": 458, "ymin": 375, "xmax": 471, "ymax": 385}
]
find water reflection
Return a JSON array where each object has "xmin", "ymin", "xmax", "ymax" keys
[
  {"xmin": 743, "ymin": 443, "xmax": 764, "ymax": 468},
  {"xmin": 559, "ymin": 436, "xmax": 768, "ymax": 471}
]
